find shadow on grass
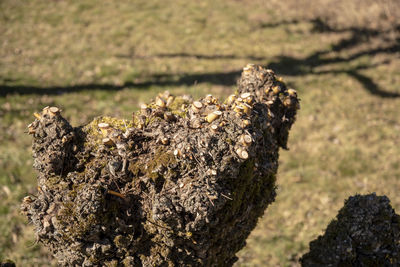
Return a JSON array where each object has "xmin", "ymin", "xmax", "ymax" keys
[
  {"xmin": 1, "ymin": 18, "xmax": 399, "ymax": 98},
  {"xmin": 0, "ymin": 71, "xmax": 242, "ymax": 97},
  {"xmin": 116, "ymin": 52, "xmax": 267, "ymax": 61},
  {"xmin": 265, "ymin": 18, "xmax": 400, "ymax": 98}
]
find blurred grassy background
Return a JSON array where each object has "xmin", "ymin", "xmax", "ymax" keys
[{"xmin": 1, "ymin": 0, "xmax": 399, "ymax": 266}]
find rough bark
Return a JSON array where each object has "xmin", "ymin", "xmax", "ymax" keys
[
  {"xmin": 21, "ymin": 64, "xmax": 299, "ymax": 266},
  {"xmin": 301, "ymin": 193, "xmax": 400, "ymax": 266}
]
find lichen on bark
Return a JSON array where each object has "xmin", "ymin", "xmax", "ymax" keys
[{"xmin": 21, "ymin": 64, "xmax": 300, "ymax": 266}]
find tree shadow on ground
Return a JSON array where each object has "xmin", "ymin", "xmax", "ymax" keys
[
  {"xmin": 115, "ymin": 52, "xmax": 267, "ymax": 61},
  {"xmin": 1, "ymin": 18, "xmax": 399, "ymax": 98},
  {"xmin": 0, "ymin": 71, "xmax": 242, "ymax": 97},
  {"xmin": 266, "ymin": 18, "xmax": 400, "ymax": 98}
]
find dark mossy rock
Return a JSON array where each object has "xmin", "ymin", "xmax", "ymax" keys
[
  {"xmin": 301, "ymin": 193, "xmax": 400, "ymax": 267},
  {"xmin": 21, "ymin": 64, "xmax": 299, "ymax": 266}
]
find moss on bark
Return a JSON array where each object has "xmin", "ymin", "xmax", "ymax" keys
[{"xmin": 21, "ymin": 64, "xmax": 299, "ymax": 266}]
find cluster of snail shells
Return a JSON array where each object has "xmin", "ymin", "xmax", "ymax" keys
[
  {"xmin": 177, "ymin": 94, "xmax": 223, "ymax": 133},
  {"xmin": 97, "ymin": 63, "xmax": 298, "ymax": 162},
  {"xmin": 192, "ymin": 92, "xmax": 255, "ymax": 123},
  {"xmin": 97, "ymin": 122, "xmax": 128, "ymax": 157},
  {"xmin": 196, "ymin": 87, "xmax": 264, "ymax": 156},
  {"xmin": 265, "ymin": 84, "xmax": 299, "ymax": 110},
  {"xmin": 191, "ymin": 92, "xmax": 259, "ymax": 160},
  {"xmin": 28, "ymin": 107, "xmax": 62, "ymax": 135},
  {"xmin": 134, "ymin": 91, "xmax": 179, "ymax": 129},
  {"xmin": 226, "ymin": 93, "xmax": 259, "ymax": 159},
  {"xmin": 42, "ymin": 106, "xmax": 61, "ymax": 117},
  {"xmin": 98, "ymin": 122, "xmax": 118, "ymax": 146},
  {"xmin": 228, "ymin": 92, "xmax": 255, "ymax": 116},
  {"xmin": 140, "ymin": 88, "xmax": 257, "ymax": 130},
  {"xmin": 143, "ymin": 90, "xmax": 249, "ymax": 160}
]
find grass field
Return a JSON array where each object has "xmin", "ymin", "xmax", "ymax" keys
[{"xmin": 1, "ymin": 0, "xmax": 399, "ymax": 266}]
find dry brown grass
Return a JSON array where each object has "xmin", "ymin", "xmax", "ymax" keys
[{"xmin": 1, "ymin": 0, "xmax": 399, "ymax": 266}]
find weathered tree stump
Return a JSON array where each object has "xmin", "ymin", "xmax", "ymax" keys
[
  {"xmin": 301, "ymin": 193, "xmax": 400, "ymax": 266},
  {"xmin": 21, "ymin": 64, "xmax": 299, "ymax": 266}
]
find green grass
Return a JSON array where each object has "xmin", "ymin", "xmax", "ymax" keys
[{"xmin": 1, "ymin": 0, "xmax": 400, "ymax": 266}]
